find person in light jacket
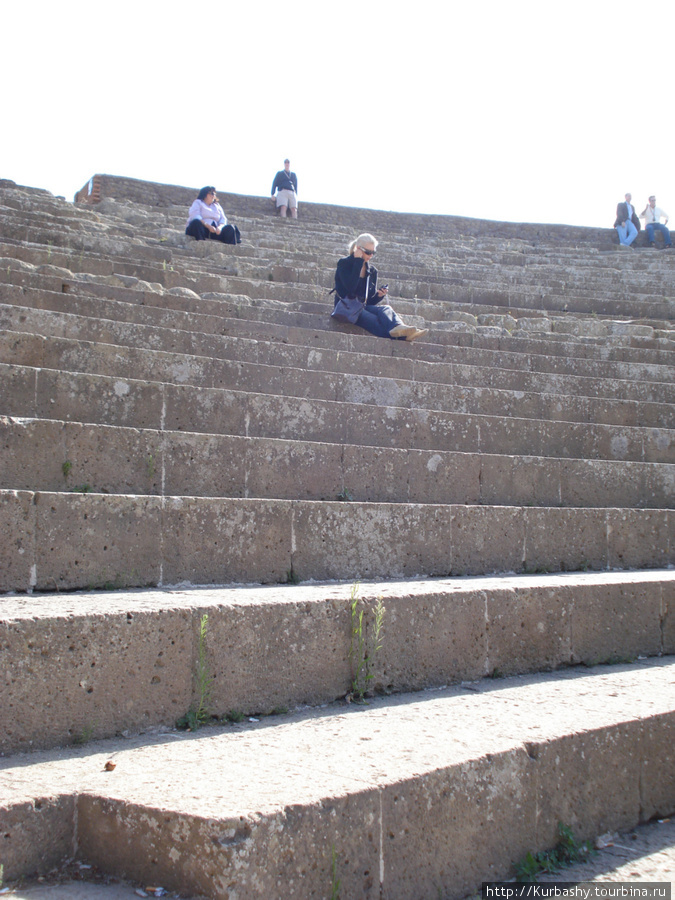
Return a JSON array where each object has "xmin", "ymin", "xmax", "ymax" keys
[
  {"xmin": 331, "ymin": 233, "xmax": 428, "ymax": 341},
  {"xmin": 185, "ymin": 186, "xmax": 241, "ymax": 244}
]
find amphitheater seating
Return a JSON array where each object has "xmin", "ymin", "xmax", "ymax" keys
[{"xmin": 0, "ymin": 174, "xmax": 673, "ymax": 899}]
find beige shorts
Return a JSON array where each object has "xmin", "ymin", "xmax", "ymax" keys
[{"xmin": 275, "ymin": 188, "xmax": 298, "ymax": 209}]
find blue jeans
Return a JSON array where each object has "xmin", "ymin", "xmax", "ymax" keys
[
  {"xmin": 356, "ymin": 304, "xmax": 406, "ymax": 339},
  {"xmin": 615, "ymin": 221, "xmax": 637, "ymax": 245},
  {"xmin": 646, "ymin": 223, "xmax": 672, "ymax": 246}
]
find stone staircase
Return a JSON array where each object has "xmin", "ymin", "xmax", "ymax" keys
[{"xmin": 0, "ymin": 175, "xmax": 674, "ymax": 899}]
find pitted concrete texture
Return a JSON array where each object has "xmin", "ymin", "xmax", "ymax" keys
[
  {"xmin": 5, "ymin": 819, "xmax": 674, "ymax": 898},
  {"xmin": 1, "ymin": 659, "xmax": 674, "ymax": 898},
  {"xmin": 1, "ymin": 571, "xmax": 673, "ymax": 753}
]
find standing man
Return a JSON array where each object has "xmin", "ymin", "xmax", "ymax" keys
[
  {"xmin": 640, "ymin": 195, "xmax": 672, "ymax": 248},
  {"xmin": 614, "ymin": 192, "xmax": 640, "ymax": 248},
  {"xmin": 271, "ymin": 159, "xmax": 298, "ymax": 218}
]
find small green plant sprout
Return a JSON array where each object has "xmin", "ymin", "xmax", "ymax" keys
[
  {"xmin": 70, "ymin": 483, "xmax": 92, "ymax": 493},
  {"xmin": 514, "ymin": 822, "xmax": 595, "ymax": 881},
  {"xmin": 330, "ymin": 845, "xmax": 341, "ymax": 900},
  {"xmin": 286, "ymin": 566, "xmax": 300, "ymax": 585},
  {"xmin": 62, "ymin": 460, "xmax": 73, "ymax": 478},
  {"xmin": 337, "ymin": 487, "xmax": 353, "ymax": 502},
  {"xmin": 146, "ymin": 454, "xmax": 156, "ymax": 479},
  {"xmin": 73, "ymin": 723, "xmax": 95, "ymax": 745},
  {"xmin": 348, "ymin": 583, "xmax": 385, "ymax": 703},
  {"xmin": 176, "ymin": 613, "xmax": 212, "ymax": 731},
  {"xmin": 225, "ymin": 710, "xmax": 245, "ymax": 724}
]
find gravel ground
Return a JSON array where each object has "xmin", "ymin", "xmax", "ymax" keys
[{"xmin": 3, "ymin": 818, "xmax": 673, "ymax": 899}]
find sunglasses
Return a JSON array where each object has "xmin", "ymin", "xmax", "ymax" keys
[{"xmin": 359, "ymin": 248, "xmax": 375, "ymax": 256}]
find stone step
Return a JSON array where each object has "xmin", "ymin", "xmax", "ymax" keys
[
  {"xmin": 3, "ymin": 362, "xmax": 674, "ymax": 463},
  {"xmin": 1, "ymin": 657, "xmax": 673, "ymax": 897},
  {"xmin": 3, "ymin": 417, "xmax": 673, "ymax": 509},
  {"xmin": 3, "ymin": 258, "xmax": 675, "ymax": 369},
  {"xmin": 3, "ymin": 278, "xmax": 675, "ymax": 387},
  {"xmin": 4, "ymin": 323, "xmax": 674, "ymax": 431},
  {"xmin": 5, "ymin": 225, "xmax": 675, "ymax": 330},
  {"xmin": 2, "ymin": 489, "xmax": 671, "ymax": 593},
  {"xmin": 1, "ymin": 570, "xmax": 672, "ymax": 754},
  {"xmin": 3, "ymin": 219, "xmax": 675, "ymax": 325},
  {"xmin": 4, "ymin": 323, "xmax": 674, "ymax": 408},
  {"xmin": 5, "ymin": 250, "xmax": 675, "ymax": 352}
]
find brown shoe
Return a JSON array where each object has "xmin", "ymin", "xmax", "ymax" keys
[
  {"xmin": 406, "ymin": 328, "xmax": 429, "ymax": 342},
  {"xmin": 389, "ymin": 324, "xmax": 417, "ymax": 339}
]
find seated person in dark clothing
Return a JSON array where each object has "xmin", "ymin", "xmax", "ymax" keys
[
  {"xmin": 331, "ymin": 233, "xmax": 428, "ymax": 341},
  {"xmin": 185, "ymin": 186, "xmax": 241, "ymax": 244}
]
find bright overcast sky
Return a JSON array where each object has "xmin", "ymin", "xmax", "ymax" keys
[{"xmin": 3, "ymin": 0, "xmax": 673, "ymax": 228}]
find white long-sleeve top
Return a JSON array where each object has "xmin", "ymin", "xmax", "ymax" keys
[
  {"xmin": 186, "ymin": 199, "xmax": 227, "ymax": 228},
  {"xmin": 641, "ymin": 205, "xmax": 669, "ymax": 225}
]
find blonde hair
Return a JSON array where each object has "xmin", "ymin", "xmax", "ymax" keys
[{"xmin": 348, "ymin": 233, "xmax": 378, "ymax": 255}]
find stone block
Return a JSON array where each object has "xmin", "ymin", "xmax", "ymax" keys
[
  {"xmin": 607, "ymin": 508, "xmax": 672, "ymax": 569},
  {"xmin": 0, "ymin": 364, "xmax": 37, "ymax": 418},
  {"xmin": 0, "ymin": 795, "xmax": 75, "ymax": 880},
  {"xmin": 204, "ymin": 589, "xmax": 351, "ymax": 713},
  {"xmin": 374, "ymin": 586, "xmax": 487, "ymax": 690},
  {"xmin": 0, "ymin": 490, "xmax": 35, "ymax": 593},
  {"xmin": 77, "ymin": 790, "xmax": 382, "ymax": 900},
  {"xmin": 640, "ymin": 713, "xmax": 675, "ymax": 820},
  {"xmin": 560, "ymin": 458, "xmax": 643, "ymax": 508},
  {"xmin": 381, "ymin": 751, "xmax": 536, "ymax": 898},
  {"xmin": 643, "ymin": 427, "xmax": 675, "ymax": 464},
  {"xmin": 291, "ymin": 502, "xmax": 453, "ymax": 582},
  {"xmin": 524, "ymin": 507, "xmax": 607, "ymax": 572},
  {"xmin": 345, "ymin": 404, "xmax": 414, "ymax": 450},
  {"xmin": 163, "ymin": 432, "xmax": 247, "ymax": 498},
  {"xmin": 0, "ymin": 606, "xmax": 192, "ymax": 752},
  {"xmin": 481, "ymin": 455, "xmax": 561, "ymax": 507},
  {"xmin": 161, "ymin": 497, "xmax": 292, "ymax": 585},
  {"xmin": 486, "ymin": 584, "xmax": 572, "ymax": 675},
  {"xmin": 341, "ymin": 445, "xmax": 407, "ymax": 503},
  {"xmin": 569, "ymin": 580, "xmax": 663, "ymax": 664},
  {"xmin": 33, "ymin": 492, "xmax": 162, "ymax": 591},
  {"xmin": 0, "ymin": 418, "xmax": 66, "ymax": 491},
  {"xmin": 0, "ymin": 332, "xmax": 45, "ymax": 367},
  {"xmin": 412, "ymin": 409, "xmax": 481, "ymax": 453},
  {"xmin": 408, "ymin": 449, "xmax": 481, "ymax": 505},
  {"xmin": 247, "ymin": 438, "xmax": 343, "ymax": 501},
  {"xmin": 663, "ymin": 578, "xmax": 675, "ymax": 654},
  {"xmin": 63, "ymin": 421, "xmax": 163, "ymax": 495},
  {"xmin": 452, "ymin": 506, "xmax": 525, "ymax": 576},
  {"xmin": 163, "ymin": 385, "xmax": 247, "ymax": 437},
  {"xmin": 533, "ymin": 724, "xmax": 641, "ymax": 845},
  {"xmin": 37, "ymin": 370, "xmax": 162, "ymax": 430}
]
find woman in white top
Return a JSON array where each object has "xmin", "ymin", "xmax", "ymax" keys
[{"xmin": 185, "ymin": 186, "xmax": 241, "ymax": 244}]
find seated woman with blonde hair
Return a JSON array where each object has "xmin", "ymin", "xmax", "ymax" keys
[{"xmin": 331, "ymin": 233, "xmax": 428, "ymax": 341}]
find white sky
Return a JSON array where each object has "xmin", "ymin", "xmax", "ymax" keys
[{"xmin": 3, "ymin": 0, "xmax": 674, "ymax": 228}]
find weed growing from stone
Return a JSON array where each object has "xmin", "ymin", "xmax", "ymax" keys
[
  {"xmin": 348, "ymin": 583, "xmax": 385, "ymax": 702},
  {"xmin": 70, "ymin": 484, "xmax": 92, "ymax": 493},
  {"xmin": 514, "ymin": 822, "xmax": 595, "ymax": 881},
  {"xmin": 73, "ymin": 724, "xmax": 95, "ymax": 746},
  {"xmin": 286, "ymin": 566, "xmax": 300, "ymax": 585},
  {"xmin": 61, "ymin": 460, "xmax": 72, "ymax": 478},
  {"xmin": 146, "ymin": 454, "xmax": 156, "ymax": 479},
  {"xmin": 337, "ymin": 487, "xmax": 353, "ymax": 502},
  {"xmin": 330, "ymin": 845, "xmax": 341, "ymax": 900},
  {"xmin": 225, "ymin": 710, "xmax": 245, "ymax": 724},
  {"xmin": 177, "ymin": 613, "xmax": 211, "ymax": 731}
]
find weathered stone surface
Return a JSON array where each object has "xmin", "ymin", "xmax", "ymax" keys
[{"xmin": 0, "ymin": 490, "xmax": 35, "ymax": 593}]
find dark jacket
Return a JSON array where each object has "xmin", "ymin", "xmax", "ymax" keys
[
  {"xmin": 334, "ymin": 254, "xmax": 380, "ymax": 303},
  {"xmin": 614, "ymin": 201, "xmax": 641, "ymax": 231},
  {"xmin": 271, "ymin": 170, "xmax": 298, "ymax": 195}
]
